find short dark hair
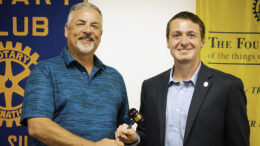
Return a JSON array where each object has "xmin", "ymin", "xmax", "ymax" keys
[{"xmin": 166, "ymin": 11, "xmax": 205, "ymax": 40}]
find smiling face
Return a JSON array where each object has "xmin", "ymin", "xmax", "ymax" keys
[
  {"xmin": 167, "ymin": 18, "xmax": 205, "ymax": 65},
  {"xmin": 65, "ymin": 8, "xmax": 103, "ymax": 56}
]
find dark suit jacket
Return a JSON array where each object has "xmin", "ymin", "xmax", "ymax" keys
[{"xmin": 137, "ymin": 63, "xmax": 249, "ymax": 146}]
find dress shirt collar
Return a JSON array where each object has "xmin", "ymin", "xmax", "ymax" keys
[{"xmin": 168, "ymin": 62, "xmax": 201, "ymax": 86}]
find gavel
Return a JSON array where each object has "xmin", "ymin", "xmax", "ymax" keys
[{"xmin": 128, "ymin": 108, "xmax": 144, "ymax": 129}]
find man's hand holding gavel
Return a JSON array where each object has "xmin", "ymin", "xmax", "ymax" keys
[{"xmin": 115, "ymin": 108, "xmax": 142, "ymax": 144}]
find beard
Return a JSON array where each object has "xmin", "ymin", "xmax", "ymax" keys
[
  {"xmin": 76, "ymin": 40, "xmax": 95, "ymax": 54},
  {"xmin": 76, "ymin": 33, "xmax": 96, "ymax": 54}
]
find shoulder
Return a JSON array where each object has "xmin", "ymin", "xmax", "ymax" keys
[
  {"xmin": 102, "ymin": 65, "xmax": 126, "ymax": 87},
  {"xmin": 103, "ymin": 65, "xmax": 124, "ymax": 78},
  {"xmin": 31, "ymin": 55, "xmax": 63, "ymax": 73},
  {"xmin": 142, "ymin": 69, "xmax": 171, "ymax": 86},
  {"xmin": 204, "ymin": 65, "xmax": 243, "ymax": 86},
  {"xmin": 25, "ymin": 56, "xmax": 64, "ymax": 84},
  {"xmin": 208, "ymin": 66, "xmax": 241, "ymax": 81}
]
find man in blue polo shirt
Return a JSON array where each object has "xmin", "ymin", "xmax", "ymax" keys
[{"xmin": 20, "ymin": 2, "xmax": 129, "ymax": 146}]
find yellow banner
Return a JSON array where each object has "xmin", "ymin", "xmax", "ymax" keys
[{"xmin": 196, "ymin": 0, "xmax": 260, "ymax": 145}]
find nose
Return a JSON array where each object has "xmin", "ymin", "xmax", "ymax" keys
[
  {"xmin": 81, "ymin": 26, "xmax": 93, "ymax": 37},
  {"xmin": 82, "ymin": 25, "xmax": 92, "ymax": 33},
  {"xmin": 180, "ymin": 36, "xmax": 188, "ymax": 46}
]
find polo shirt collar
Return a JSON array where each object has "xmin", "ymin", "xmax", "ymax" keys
[{"xmin": 62, "ymin": 47, "xmax": 106, "ymax": 70}]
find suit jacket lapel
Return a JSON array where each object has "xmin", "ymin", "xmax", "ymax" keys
[
  {"xmin": 158, "ymin": 69, "xmax": 171, "ymax": 146},
  {"xmin": 183, "ymin": 63, "xmax": 213, "ymax": 144}
]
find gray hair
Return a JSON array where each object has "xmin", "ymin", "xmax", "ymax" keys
[{"xmin": 66, "ymin": 2, "xmax": 103, "ymax": 27}]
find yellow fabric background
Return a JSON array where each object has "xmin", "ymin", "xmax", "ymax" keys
[{"xmin": 197, "ymin": 0, "xmax": 260, "ymax": 145}]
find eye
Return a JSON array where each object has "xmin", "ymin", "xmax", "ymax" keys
[
  {"xmin": 76, "ymin": 22, "xmax": 84, "ymax": 26},
  {"xmin": 188, "ymin": 34, "xmax": 195, "ymax": 38},
  {"xmin": 187, "ymin": 32, "xmax": 196, "ymax": 38},
  {"xmin": 172, "ymin": 33, "xmax": 180, "ymax": 38},
  {"xmin": 92, "ymin": 25, "xmax": 98, "ymax": 29},
  {"xmin": 91, "ymin": 24, "xmax": 100, "ymax": 30}
]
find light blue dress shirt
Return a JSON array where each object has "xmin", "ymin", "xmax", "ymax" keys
[{"xmin": 165, "ymin": 63, "xmax": 201, "ymax": 146}]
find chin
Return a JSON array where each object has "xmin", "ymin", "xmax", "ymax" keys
[
  {"xmin": 78, "ymin": 46, "xmax": 93, "ymax": 54},
  {"xmin": 175, "ymin": 57, "xmax": 192, "ymax": 64},
  {"xmin": 77, "ymin": 42, "xmax": 94, "ymax": 54}
]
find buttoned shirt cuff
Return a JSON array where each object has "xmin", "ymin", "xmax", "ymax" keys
[{"xmin": 124, "ymin": 133, "xmax": 140, "ymax": 146}]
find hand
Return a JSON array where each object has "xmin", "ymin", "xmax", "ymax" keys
[
  {"xmin": 94, "ymin": 138, "xmax": 124, "ymax": 146},
  {"xmin": 115, "ymin": 123, "xmax": 138, "ymax": 144}
]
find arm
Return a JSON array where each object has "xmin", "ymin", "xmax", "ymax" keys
[
  {"xmin": 115, "ymin": 75, "xmax": 138, "ymax": 145},
  {"xmin": 136, "ymin": 81, "xmax": 147, "ymax": 145},
  {"xmin": 115, "ymin": 81, "xmax": 147, "ymax": 145},
  {"xmin": 22, "ymin": 64, "xmax": 123, "ymax": 146},
  {"xmin": 28, "ymin": 117, "xmax": 124, "ymax": 146},
  {"xmin": 117, "ymin": 75, "xmax": 131, "ymax": 126},
  {"xmin": 226, "ymin": 78, "xmax": 250, "ymax": 146},
  {"xmin": 115, "ymin": 83, "xmax": 145, "ymax": 146},
  {"xmin": 27, "ymin": 117, "xmax": 95, "ymax": 145}
]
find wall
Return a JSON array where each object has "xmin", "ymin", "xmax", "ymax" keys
[{"xmin": 93, "ymin": 0, "xmax": 196, "ymax": 109}]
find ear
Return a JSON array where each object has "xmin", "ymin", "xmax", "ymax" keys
[
  {"xmin": 64, "ymin": 25, "xmax": 68, "ymax": 38},
  {"xmin": 167, "ymin": 39, "xmax": 170, "ymax": 49},
  {"xmin": 201, "ymin": 38, "xmax": 206, "ymax": 48}
]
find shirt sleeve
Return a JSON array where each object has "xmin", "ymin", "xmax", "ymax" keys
[
  {"xmin": 20, "ymin": 63, "xmax": 54, "ymax": 126},
  {"xmin": 117, "ymin": 74, "xmax": 131, "ymax": 126}
]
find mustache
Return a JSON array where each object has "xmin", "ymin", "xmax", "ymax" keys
[{"xmin": 78, "ymin": 33, "xmax": 95, "ymax": 41}]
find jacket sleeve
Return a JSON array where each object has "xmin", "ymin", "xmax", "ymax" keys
[
  {"xmin": 136, "ymin": 81, "xmax": 147, "ymax": 146},
  {"xmin": 226, "ymin": 78, "xmax": 250, "ymax": 146}
]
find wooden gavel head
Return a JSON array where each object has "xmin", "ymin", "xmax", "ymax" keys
[{"xmin": 128, "ymin": 108, "xmax": 143, "ymax": 123}]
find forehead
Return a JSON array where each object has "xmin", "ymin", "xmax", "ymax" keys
[
  {"xmin": 71, "ymin": 8, "xmax": 102, "ymax": 23},
  {"xmin": 170, "ymin": 18, "xmax": 200, "ymax": 32}
]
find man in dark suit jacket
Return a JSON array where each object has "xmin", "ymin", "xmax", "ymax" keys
[{"xmin": 115, "ymin": 11, "xmax": 250, "ymax": 146}]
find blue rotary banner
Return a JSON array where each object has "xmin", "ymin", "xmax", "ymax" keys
[{"xmin": 0, "ymin": 0, "xmax": 87, "ymax": 145}]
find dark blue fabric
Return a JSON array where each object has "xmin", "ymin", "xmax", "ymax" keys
[{"xmin": 20, "ymin": 48, "xmax": 130, "ymax": 145}]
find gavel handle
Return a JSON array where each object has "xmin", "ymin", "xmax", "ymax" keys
[{"xmin": 128, "ymin": 120, "xmax": 135, "ymax": 129}]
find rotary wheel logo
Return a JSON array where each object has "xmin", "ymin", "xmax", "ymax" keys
[
  {"xmin": 0, "ymin": 41, "xmax": 39, "ymax": 128},
  {"xmin": 253, "ymin": 0, "xmax": 260, "ymax": 21}
]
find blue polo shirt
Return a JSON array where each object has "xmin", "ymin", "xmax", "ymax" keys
[{"xmin": 21, "ymin": 48, "xmax": 130, "ymax": 145}]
